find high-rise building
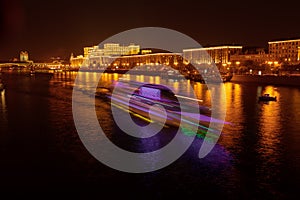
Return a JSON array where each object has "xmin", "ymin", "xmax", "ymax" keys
[
  {"xmin": 20, "ymin": 51, "xmax": 29, "ymax": 62},
  {"xmin": 268, "ymin": 39, "xmax": 300, "ymax": 63}
]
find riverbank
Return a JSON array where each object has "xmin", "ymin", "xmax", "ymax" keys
[
  {"xmin": 0, "ymin": 69, "xmax": 232, "ymax": 83},
  {"xmin": 231, "ymin": 74, "xmax": 300, "ymax": 86}
]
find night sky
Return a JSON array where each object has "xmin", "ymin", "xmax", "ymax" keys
[{"xmin": 0, "ymin": 0, "xmax": 300, "ymax": 61}]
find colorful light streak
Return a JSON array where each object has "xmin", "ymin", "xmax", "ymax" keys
[
  {"xmin": 95, "ymin": 79, "xmax": 230, "ymax": 139},
  {"xmin": 109, "ymin": 92, "xmax": 227, "ymax": 136}
]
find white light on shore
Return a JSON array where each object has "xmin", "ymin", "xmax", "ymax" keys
[{"xmin": 258, "ymin": 71, "xmax": 262, "ymax": 75}]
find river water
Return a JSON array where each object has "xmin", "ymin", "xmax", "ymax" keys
[{"xmin": 0, "ymin": 71, "xmax": 299, "ymax": 198}]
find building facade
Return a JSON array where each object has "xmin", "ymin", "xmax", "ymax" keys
[
  {"xmin": 85, "ymin": 52, "xmax": 182, "ymax": 69},
  {"xmin": 268, "ymin": 39, "xmax": 300, "ymax": 64},
  {"xmin": 183, "ymin": 46, "xmax": 243, "ymax": 65},
  {"xmin": 230, "ymin": 53, "xmax": 271, "ymax": 64},
  {"xmin": 70, "ymin": 53, "xmax": 85, "ymax": 67},
  {"xmin": 103, "ymin": 43, "xmax": 140, "ymax": 56},
  {"xmin": 70, "ymin": 43, "xmax": 140, "ymax": 67}
]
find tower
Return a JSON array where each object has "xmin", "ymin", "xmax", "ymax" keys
[{"xmin": 20, "ymin": 51, "xmax": 29, "ymax": 62}]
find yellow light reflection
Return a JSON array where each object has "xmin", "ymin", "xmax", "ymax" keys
[
  {"xmin": 123, "ymin": 74, "xmax": 130, "ymax": 80},
  {"xmin": 1, "ymin": 90, "xmax": 5, "ymax": 110},
  {"xmin": 187, "ymin": 79, "xmax": 191, "ymax": 96},
  {"xmin": 204, "ymin": 88, "xmax": 211, "ymax": 104},
  {"xmin": 173, "ymin": 81, "xmax": 179, "ymax": 93},
  {"xmin": 102, "ymin": 73, "xmax": 108, "ymax": 82},
  {"xmin": 216, "ymin": 83, "xmax": 243, "ymax": 148},
  {"xmin": 149, "ymin": 76, "xmax": 154, "ymax": 84},
  {"xmin": 140, "ymin": 75, "xmax": 144, "ymax": 83},
  {"xmin": 258, "ymin": 86, "xmax": 281, "ymax": 157},
  {"xmin": 113, "ymin": 73, "xmax": 118, "ymax": 81},
  {"xmin": 193, "ymin": 82, "xmax": 203, "ymax": 100},
  {"xmin": 155, "ymin": 76, "xmax": 160, "ymax": 84},
  {"xmin": 136, "ymin": 75, "xmax": 140, "ymax": 82},
  {"xmin": 92, "ymin": 72, "xmax": 97, "ymax": 83}
]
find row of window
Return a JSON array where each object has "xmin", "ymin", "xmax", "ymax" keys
[
  {"xmin": 270, "ymin": 54, "xmax": 298, "ymax": 58},
  {"xmin": 271, "ymin": 41, "xmax": 300, "ymax": 46},
  {"xmin": 270, "ymin": 46, "xmax": 299, "ymax": 50},
  {"xmin": 270, "ymin": 50, "xmax": 298, "ymax": 53}
]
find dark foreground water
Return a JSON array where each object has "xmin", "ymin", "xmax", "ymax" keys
[{"xmin": 0, "ymin": 72, "xmax": 299, "ymax": 199}]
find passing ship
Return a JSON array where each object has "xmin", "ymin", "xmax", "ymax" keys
[{"xmin": 108, "ymin": 79, "xmax": 226, "ymax": 137}]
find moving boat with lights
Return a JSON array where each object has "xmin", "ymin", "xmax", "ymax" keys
[
  {"xmin": 258, "ymin": 94, "xmax": 277, "ymax": 101},
  {"xmin": 109, "ymin": 79, "xmax": 227, "ymax": 136}
]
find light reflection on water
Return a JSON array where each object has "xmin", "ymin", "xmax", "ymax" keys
[
  {"xmin": 258, "ymin": 86, "xmax": 282, "ymax": 156},
  {"xmin": 0, "ymin": 72, "xmax": 299, "ymax": 198},
  {"xmin": 0, "ymin": 90, "xmax": 7, "ymax": 125},
  {"xmin": 51, "ymin": 72, "xmax": 300, "ymax": 160}
]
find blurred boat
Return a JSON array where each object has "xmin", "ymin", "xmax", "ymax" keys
[{"xmin": 110, "ymin": 79, "xmax": 226, "ymax": 135}]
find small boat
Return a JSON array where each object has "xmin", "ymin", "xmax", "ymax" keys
[{"xmin": 258, "ymin": 94, "xmax": 277, "ymax": 101}]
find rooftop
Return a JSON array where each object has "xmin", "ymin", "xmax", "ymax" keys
[
  {"xmin": 183, "ymin": 45, "xmax": 243, "ymax": 51},
  {"xmin": 268, "ymin": 38, "xmax": 300, "ymax": 44}
]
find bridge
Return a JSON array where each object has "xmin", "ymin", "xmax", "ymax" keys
[
  {"xmin": 0, "ymin": 62, "xmax": 32, "ymax": 68},
  {"xmin": 0, "ymin": 61, "xmax": 70, "ymax": 70}
]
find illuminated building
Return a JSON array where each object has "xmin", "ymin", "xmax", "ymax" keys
[
  {"xmin": 70, "ymin": 43, "xmax": 140, "ymax": 67},
  {"xmin": 183, "ymin": 46, "xmax": 242, "ymax": 65},
  {"xmin": 84, "ymin": 46, "xmax": 97, "ymax": 57},
  {"xmin": 83, "ymin": 43, "xmax": 140, "ymax": 58},
  {"xmin": 268, "ymin": 38, "xmax": 300, "ymax": 63},
  {"xmin": 230, "ymin": 54, "xmax": 271, "ymax": 64},
  {"xmin": 230, "ymin": 47, "xmax": 270, "ymax": 64},
  {"xmin": 20, "ymin": 51, "xmax": 29, "ymax": 62},
  {"xmin": 70, "ymin": 53, "xmax": 86, "ymax": 67},
  {"xmin": 141, "ymin": 49, "xmax": 152, "ymax": 54},
  {"xmin": 108, "ymin": 53, "xmax": 182, "ymax": 68},
  {"xmin": 103, "ymin": 43, "xmax": 140, "ymax": 56}
]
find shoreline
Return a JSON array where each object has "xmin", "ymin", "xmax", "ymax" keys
[
  {"xmin": 231, "ymin": 74, "xmax": 300, "ymax": 87},
  {"xmin": 2, "ymin": 70, "xmax": 300, "ymax": 87}
]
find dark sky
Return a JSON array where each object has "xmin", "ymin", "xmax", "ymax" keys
[{"xmin": 0, "ymin": 0, "xmax": 300, "ymax": 61}]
